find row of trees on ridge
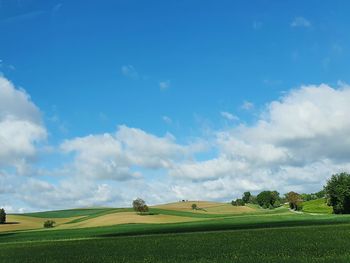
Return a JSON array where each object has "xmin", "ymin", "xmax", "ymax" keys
[{"xmin": 231, "ymin": 172, "xmax": 350, "ymax": 214}]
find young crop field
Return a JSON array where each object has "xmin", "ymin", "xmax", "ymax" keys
[
  {"xmin": 1, "ymin": 223, "xmax": 350, "ymax": 263},
  {"xmin": 1, "ymin": 201, "xmax": 348, "ymax": 262}
]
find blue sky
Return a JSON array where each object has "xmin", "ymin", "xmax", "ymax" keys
[{"xmin": 1, "ymin": 1, "xmax": 350, "ymax": 212}]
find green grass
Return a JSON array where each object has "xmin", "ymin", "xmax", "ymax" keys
[
  {"xmin": 21, "ymin": 208, "xmax": 116, "ymax": 218},
  {"xmin": 303, "ymin": 198, "xmax": 333, "ymax": 214},
  {"xmin": 150, "ymin": 205, "xmax": 289, "ymax": 219},
  {"xmin": 1, "ymin": 212, "xmax": 350, "ymax": 244},
  {"xmin": 3, "ymin": 205, "xmax": 350, "ymax": 262},
  {"xmin": 1, "ymin": 223, "xmax": 350, "ymax": 262}
]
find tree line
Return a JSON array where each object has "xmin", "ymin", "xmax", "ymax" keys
[{"xmin": 232, "ymin": 172, "xmax": 350, "ymax": 214}]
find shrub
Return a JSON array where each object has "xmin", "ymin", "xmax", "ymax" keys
[
  {"xmin": 191, "ymin": 203, "xmax": 197, "ymax": 210},
  {"xmin": 43, "ymin": 220, "xmax": 56, "ymax": 228},
  {"xmin": 295, "ymin": 202, "xmax": 303, "ymax": 211}
]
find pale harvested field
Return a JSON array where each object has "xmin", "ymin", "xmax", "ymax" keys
[
  {"xmin": 154, "ymin": 201, "xmax": 256, "ymax": 214},
  {"xmin": 59, "ymin": 212, "xmax": 205, "ymax": 229},
  {"xmin": 0, "ymin": 215, "xmax": 78, "ymax": 233}
]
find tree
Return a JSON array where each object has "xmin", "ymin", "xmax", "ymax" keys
[
  {"xmin": 257, "ymin": 191, "xmax": 280, "ymax": 208},
  {"xmin": 315, "ymin": 190, "xmax": 325, "ymax": 198},
  {"xmin": 0, "ymin": 208, "xmax": 6, "ymax": 224},
  {"xmin": 325, "ymin": 172, "xmax": 350, "ymax": 214},
  {"xmin": 191, "ymin": 203, "xmax": 197, "ymax": 210},
  {"xmin": 286, "ymin": 191, "xmax": 303, "ymax": 210},
  {"xmin": 132, "ymin": 198, "xmax": 149, "ymax": 214},
  {"xmin": 43, "ymin": 220, "xmax": 55, "ymax": 228},
  {"xmin": 231, "ymin": 198, "xmax": 245, "ymax": 206},
  {"xmin": 242, "ymin": 192, "xmax": 251, "ymax": 204}
]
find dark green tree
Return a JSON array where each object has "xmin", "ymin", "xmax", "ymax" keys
[
  {"xmin": 257, "ymin": 191, "xmax": 280, "ymax": 208},
  {"xmin": 132, "ymin": 198, "xmax": 149, "ymax": 214},
  {"xmin": 325, "ymin": 172, "xmax": 350, "ymax": 214},
  {"xmin": 242, "ymin": 192, "xmax": 251, "ymax": 203},
  {"xmin": 315, "ymin": 190, "xmax": 325, "ymax": 198},
  {"xmin": 0, "ymin": 208, "xmax": 6, "ymax": 224},
  {"xmin": 43, "ymin": 220, "xmax": 55, "ymax": 228},
  {"xmin": 236, "ymin": 198, "xmax": 245, "ymax": 206},
  {"xmin": 191, "ymin": 203, "xmax": 197, "ymax": 210},
  {"xmin": 231, "ymin": 198, "xmax": 245, "ymax": 206}
]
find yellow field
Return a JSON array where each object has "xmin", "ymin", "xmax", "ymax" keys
[
  {"xmin": 59, "ymin": 212, "xmax": 204, "ymax": 229},
  {"xmin": 154, "ymin": 201, "xmax": 256, "ymax": 214},
  {"xmin": 0, "ymin": 215, "xmax": 77, "ymax": 233}
]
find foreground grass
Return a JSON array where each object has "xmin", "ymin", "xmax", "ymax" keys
[{"xmin": 1, "ymin": 223, "xmax": 350, "ymax": 262}]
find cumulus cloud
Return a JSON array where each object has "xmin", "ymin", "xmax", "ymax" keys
[
  {"xmin": 291, "ymin": 16, "xmax": 311, "ymax": 28},
  {"xmin": 60, "ymin": 125, "xmax": 205, "ymax": 180},
  {"xmin": 4, "ymin": 76, "xmax": 350, "ymax": 211},
  {"xmin": 0, "ymin": 76, "xmax": 47, "ymax": 171},
  {"xmin": 169, "ymin": 83, "xmax": 350, "ymax": 200}
]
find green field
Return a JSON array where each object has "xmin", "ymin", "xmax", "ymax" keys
[
  {"xmin": 1, "ymin": 200, "xmax": 349, "ymax": 262},
  {"xmin": 302, "ymin": 198, "xmax": 333, "ymax": 214}
]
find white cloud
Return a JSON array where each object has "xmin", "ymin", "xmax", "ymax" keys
[
  {"xmin": 0, "ymin": 76, "xmax": 47, "ymax": 171},
  {"xmin": 291, "ymin": 17, "xmax": 311, "ymax": 28},
  {"xmin": 159, "ymin": 80, "xmax": 170, "ymax": 90},
  {"xmin": 60, "ymin": 125, "xmax": 205, "ymax": 180},
  {"xmin": 220, "ymin": 111, "xmax": 238, "ymax": 121},
  {"xmin": 168, "ymin": 83, "xmax": 350, "ymax": 199},
  {"xmin": 4, "ymin": 75, "xmax": 350, "ymax": 211}
]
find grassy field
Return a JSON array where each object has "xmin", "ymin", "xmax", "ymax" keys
[
  {"xmin": 2, "ymin": 223, "xmax": 350, "ymax": 263},
  {"xmin": 1, "ymin": 200, "xmax": 349, "ymax": 262},
  {"xmin": 303, "ymin": 198, "xmax": 333, "ymax": 214}
]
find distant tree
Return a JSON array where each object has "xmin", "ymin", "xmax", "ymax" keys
[
  {"xmin": 286, "ymin": 191, "xmax": 303, "ymax": 210},
  {"xmin": 325, "ymin": 172, "xmax": 350, "ymax": 214},
  {"xmin": 43, "ymin": 220, "xmax": 55, "ymax": 228},
  {"xmin": 231, "ymin": 199, "xmax": 245, "ymax": 206},
  {"xmin": 257, "ymin": 191, "xmax": 280, "ymax": 208},
  {"xmin": 315, "ymin": 190, "xmax": 325, "ymax": 199},
  {"xmin": 236, "ymin": 199, "xmax": 245, "ymax": 206},
  {"xmin": 249, "ymin": 195, "xmax": 258, "ymax": 204},
  {"xmin": 0, "ymin": 208, "xmax": 6, "ymax": 224},
  {"xmin": 132, "ymin": 198, "xmax": 149, "ymax": 214},
  {"xmin": 191, "ymin": 203, "xmax": 197, "ymax": 210},
  {"xmin": 242, "ymin": 192, "xmax": 251, "ymax": 204}
]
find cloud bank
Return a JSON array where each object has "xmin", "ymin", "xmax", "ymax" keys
[{"xmin": 1, "ymin": 75, "xmax": 350, "ymax": 212}]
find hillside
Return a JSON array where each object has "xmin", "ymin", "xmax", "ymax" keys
[
  {"xmin": 0, "ymin": 201, "xmax": 260, "ymax": 233},
  {"xmin": 302, "ymin": 198, "xmax": 333, "ymax": 214}
]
